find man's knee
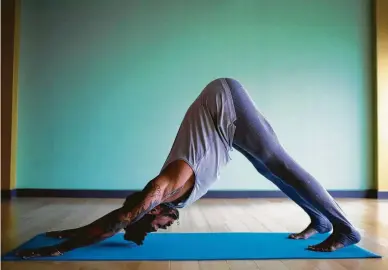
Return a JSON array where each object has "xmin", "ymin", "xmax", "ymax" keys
[
  {"xmin": 263, "ymin": 154, "xmax": 299, "ymax": 186},
  {"xmin": 263, "ymin": 154, "xmax": 284, "ymax": 174}
]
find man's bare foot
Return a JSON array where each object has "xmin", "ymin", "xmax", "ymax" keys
[
  {"xmin": 289, "ymin": 227, "xmax": 319, "ymax": 240},
  {"xmin": 307, "ymin": 229, "xmax": 361, "ymax": 252},
  {"xmin": 288, "ymin": 222, "xmax": 332, "ymax": 240},
  {"xmin": 15, "ymin": 246, "xmax": 63, "ymax": 259},
  {"xmin": 307, "ymin": 237, "xmax": 344, "ymax": 252}
]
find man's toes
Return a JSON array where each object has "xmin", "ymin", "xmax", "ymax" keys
[
  {"xmin": 52, "ymin": 250, "xmax": 63, "ymax": 256},
  {"xmin": 307, "ymin": 245, "xmax": 321, "ymax": 251},
  {"xmin": 288, "ymin": 234, "xmax": 296, "ymax": 239},
  {"xmin": 289, "ymin": 233, "xmax": 304, "ymax": 239},
  {"xmin": 17, "ymin": 250, "xmax": 38, "ymax": 259},
  {"xmin": 307, "ymin": 244, "xmax": 337, "ymax": 252},
  {"xmin": 321, "ymin": 247, "xmax": 333, "ymax": 252}
]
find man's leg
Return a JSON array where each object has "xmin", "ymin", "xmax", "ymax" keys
[
  {"xmin": 261, "ymin": 145, "xmax": 360, "ymax": 251},
  {"xmin": 233, "ymin": 143, "xmax": 332, "ymax": 239},
  {"xmin": 226, "ymin": 78, "xmax": 360, "ymax": 252},
  {"xmin": 227, "ymin": 78, "xmax": 330, "ymax": 238}
]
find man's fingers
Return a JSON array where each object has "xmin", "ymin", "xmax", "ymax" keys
[
  {"xmin": 16, "ymin": 250, "xmax": 40, "ymax": 259},
  {"xmin": 15, "ymin": 246, "xmax": 63, "ymax": 259}
]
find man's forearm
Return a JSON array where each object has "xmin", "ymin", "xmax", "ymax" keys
[
  {"xmin": 55, "ymin": 180, "xmax": 165, "ymax": 253},
  {"xmin": 56, "ymin": 231, "xmax": 116, "ymax": 253},
  {"xmin": 75, "ymin": 179, "xmax": 164, "ymax": 232},
  {"xmin": 57, "ymin": 179, "xmax": 168, "ymax": 241},
  {"xmin": 83, "ymin": 179, "xmax": 167, "ymax": 236},
  {"xmin": 16, "ymin": 178, "xmax": 176, "ymax": 259},
  {"xmin": 119, "ymin": 179, "xmax": 165, "ymax": 224}
]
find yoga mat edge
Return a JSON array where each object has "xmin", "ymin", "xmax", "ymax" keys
[{"xmin": 2, "ymin": 232, "xmax": 382, "ymax": 261}]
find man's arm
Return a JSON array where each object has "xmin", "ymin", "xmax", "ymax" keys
[
  {"xmin": 118, "ymin": 179, "xmax": 166, "ymax": 224},
  {"xmin": 16, "ymin": 228, "xmax": 117, "ymax": 259},
  {"xmin": 88, "ymin": 176, "xmax": 174, "ymax": 234},
  {"xmin": 16, "ymin": 177, "xmax": 180, "ymax": 259}
]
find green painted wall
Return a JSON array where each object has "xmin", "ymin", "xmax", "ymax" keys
[{"xmin": 16, "ymin": 0, "xmax": 373, "ymax": 191}]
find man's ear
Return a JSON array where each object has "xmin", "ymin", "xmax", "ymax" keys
[{"xmin": 149, "ymin": 205, "xmax": 163, "ymax": 215}]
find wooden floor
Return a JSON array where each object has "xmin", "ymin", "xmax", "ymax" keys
[{"xmin": 1, "ymin": 197, "xmax": 387, "ymax": 269}]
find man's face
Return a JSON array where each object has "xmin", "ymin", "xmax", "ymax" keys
[
  {"xmin": 149, "ymin": 214, "xmax": 175, "ymax": 231},
  {"xmin": 123, "ymin": 205, "xmax": 179, "ymax": 245}
]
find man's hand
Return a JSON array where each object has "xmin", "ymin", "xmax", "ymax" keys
[
  {"xmin": 16, "ymin": 246, "xmax": 63, "ymax": 259},
  {"xmin": 124, "ymin": 230, "xmax": 148, "ymax": 246}
]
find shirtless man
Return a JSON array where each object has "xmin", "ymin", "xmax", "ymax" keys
[{"xmin": 16, "ymin": 78, "xmax": 361, "ymax": 259}]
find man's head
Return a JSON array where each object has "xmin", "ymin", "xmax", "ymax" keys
[
  {"xmin": 147, "ymin": 203, "xmax": 179, "ymax": 230},
  {"xmin": 123, "ymin": 203, "xmax": 179, "ymax": 245}
]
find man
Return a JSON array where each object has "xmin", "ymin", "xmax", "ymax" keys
[{"xmin": 16, "ymin": 78, "xmax": 361, "ymax": 259}]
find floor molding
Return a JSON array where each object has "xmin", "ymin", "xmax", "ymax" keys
[
  {"xmin": 11, "ymin": 188, "xmax": 380, "ymax": 199},
  {"xmin": 378, "ymin": 191, "xmax": 388, "ymax": 199},
  {"xmin": 1, "ymin": 190, "xmax": 17, "ymax": 200}
]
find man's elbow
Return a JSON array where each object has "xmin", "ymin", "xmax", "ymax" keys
[
  {"xmin": 122, "ymin": 177, "xmax": 170, "ymax": 211},
  {"xmin": 141, "ymin": 176, "xmax": 170, "ymax": 201}
]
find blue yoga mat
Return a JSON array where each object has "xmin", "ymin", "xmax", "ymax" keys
[{"xmin": 2, "ymin": 232, "xmax": 381, "ymax": 261}]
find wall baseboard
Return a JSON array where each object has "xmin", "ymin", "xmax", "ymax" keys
[
  {"xmin": 378, "ymin": 192, "xmax": 388, "ymax": 199},
  {"xmin": 12, "ymin": 188, "xmax": 380, "ymax": 199},
  {"xmin": 202, "ymin": 190, "xmax": 378, "ymax": 199},
  {"xmin": 1, "ymin": 190, "xmax": 17, "ymax": 200}
]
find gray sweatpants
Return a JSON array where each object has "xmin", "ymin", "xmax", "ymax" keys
[{"xmin": 225, "ymin": 78, "xmax": 360, "ymax": 244}]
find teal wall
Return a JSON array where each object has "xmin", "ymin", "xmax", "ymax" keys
[{"xmin": 16, "ymin": 0, "xmax": 373, "ymax": 191}]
